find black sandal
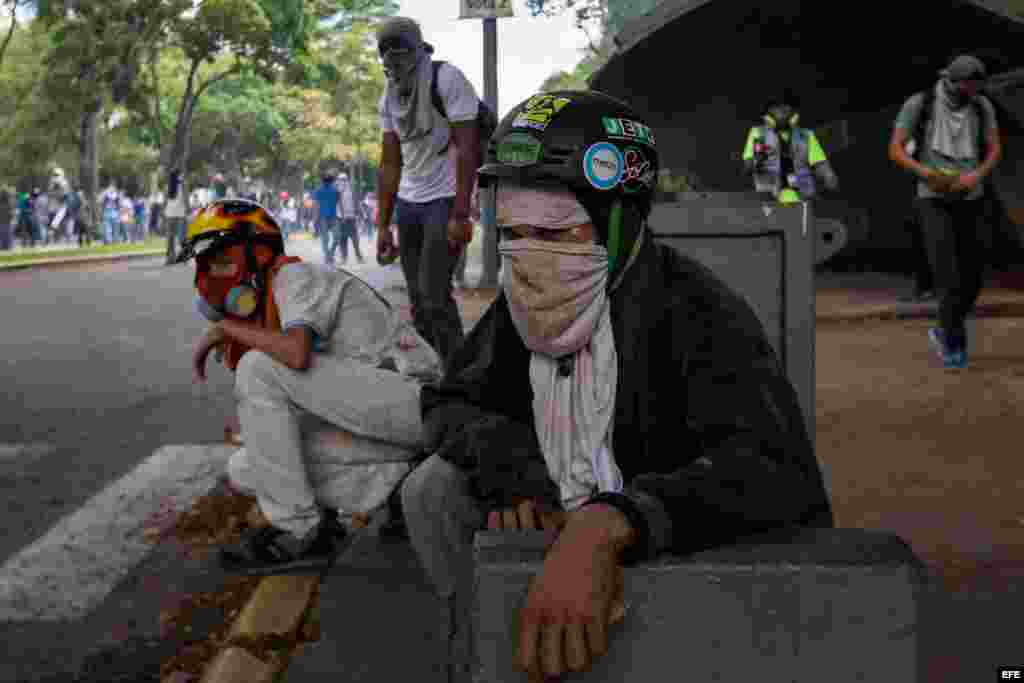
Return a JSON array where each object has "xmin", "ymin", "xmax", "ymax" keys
[{"xmin": 220, "ymin": 514, "xmax": 347, "ymax": 576}]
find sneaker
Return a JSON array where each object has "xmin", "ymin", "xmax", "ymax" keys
[
  {"xmin": 928, "ymin": 328, "xmax": 968, "ymax": 369},
  {"xmin": 945, "ymin": 349, "xmax": 968, "ymax": 369},
  {"xmin": 927, "ymin": 327, "xmax": 947, "ymax": 361},
  {"xmin": 219, "ymin": 511, "xmax": 347, "ymax": 576}
]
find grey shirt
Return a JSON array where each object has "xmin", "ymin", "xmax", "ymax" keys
[
  {"xmin": 274, "ymin": 262, "xmax": 441, "ymax": 380},
  {"xmin": 894, "ymin": 92, "xmax": 998, "ymax": 201}
]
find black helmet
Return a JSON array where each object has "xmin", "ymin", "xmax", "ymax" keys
[
  {"xmin": 479, "ymin": 90, "xmax": 659, "ymax": 215},
  {"xmin": 478, "ymin": 90, "xmax": 659, "ymax": 282}
]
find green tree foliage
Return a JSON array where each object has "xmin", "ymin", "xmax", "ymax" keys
[
  {"xmin": 526, "ymin": 0, "xmax": 607, "ymax": 53},
  {"xmin": 530, "ymin": 0, "xmax": 614, "ymax": 92},
  {"xmin": 539, "ymin": 46, "xmax": 609, "ymax": 91},
  {"xmin": 1004, "ymin": 0, "xmax": 1024, "ymax": 16},
  {"xmin": 0, "ymin": 0, "xmax": 394, "ymax": 233},
  {"xmin": 0, "ymin": 20, "xmax": 57, "ymax": 185}
]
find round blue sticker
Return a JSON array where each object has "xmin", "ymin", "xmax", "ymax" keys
[{"xmin": 582, "ymin": 142, "xmax": 624, "ymax": 191}]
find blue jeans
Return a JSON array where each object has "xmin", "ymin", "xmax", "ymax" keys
[
  {"xmin": 395, "ymin": 196, "xmax": 464, "ymax": 368},
  {"xmin": 34, "ymin": 217, "xmax": 48, "ymax": 245},
  {"xmin": 103, "ymin": 213, "xmax": 119, "ymax": 244},
  {"xmin": 0, "ymin": 220, "xmax": 12, "ymax": 250},
  {"xmin": 319, "ymin": 216, "xmax": 341, "ymax": 264}
]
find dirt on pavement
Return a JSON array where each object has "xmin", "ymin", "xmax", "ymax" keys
[{"xmin": 817, "ymin": 315, "xmax": 1024, "ymax": 592}]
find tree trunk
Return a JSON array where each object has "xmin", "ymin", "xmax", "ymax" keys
[
  {"xmin": 78, "ymin": 102, "xmax": 101, "ymax": 240},
  {"xmin": 164, "ymin": 82, "xmax": 198, "ymax": 264}
]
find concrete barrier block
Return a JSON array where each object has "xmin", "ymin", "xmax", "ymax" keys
[
  {"xmin": 200, "ymin": 647, "xmax": 276, "ymax": 683},
  {"xmin": 230, "ymin": 574, "xmax": 320, "ymax": 640},
  {"xmin": 472, "ymin": 528, "xmax": 925, "ymax": 683}
]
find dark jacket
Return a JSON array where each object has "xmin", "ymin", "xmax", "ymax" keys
[{"xmin": 421, "ymin": 234, "xmax": 833, "ymax": 563}]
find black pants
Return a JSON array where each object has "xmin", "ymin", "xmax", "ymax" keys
[
  {"xmin": 395, "ymin": 196, "xmax": 464, "ymax": 370},
  {"xmin": 916, "ymin": 196, "xmax": 991, "ymax": 351},
  {"xmin": 904, "ymin": 212, "xmax": 934, "ymax": 294}
]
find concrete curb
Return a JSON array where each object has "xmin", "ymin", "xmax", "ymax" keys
[
  {"xmin": 196, "ymin": 572, "xmax": 322, "ymax": 683},
  {"xmin": 0, "ymin": 249, "xmax": 166, "ymax": 272},
  {"xmin": 181, "ymin": 490, "xmax": 327, "ymax": 683},
  {"xmin": 817, "ymin": 299, "xmax": 1024, "ymax": 324}
]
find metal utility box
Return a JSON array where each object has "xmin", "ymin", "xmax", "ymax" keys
[{"xmin": 648, "ymin": 195, "xmax": 819, "ymax": 441}]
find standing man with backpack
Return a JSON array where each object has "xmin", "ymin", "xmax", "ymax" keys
[
  {"xmin": 374, "ymin": 17, "xmax": 496, "ymax": 371},
  {"xmin": 889, "ymin": 55, "xmax": 1002, "ymax": 369}
]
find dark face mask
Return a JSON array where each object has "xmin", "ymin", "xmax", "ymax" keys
[{"xmin": 379, "ymin": 39, "xmax": 418, "ymax": 83}]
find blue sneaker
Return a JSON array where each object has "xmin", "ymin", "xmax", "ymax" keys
[
  {"xmin": 928, "ymin": 327, "xmax": 968, "ymax": 369},
  {"xmin": 946, "ymin": 349, "xmax": 968, "ymax": 369}
]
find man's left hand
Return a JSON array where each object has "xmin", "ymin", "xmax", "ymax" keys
[
  {"xmin": 517, "ymin": 506, "xmax": 631, "ymax": 681},
  {"xmin": 952, "ymin": 171, "xmax": 981, "ymax": 193},
  {"xmin": 447, "ymin": 215, "xmax": 473, "ymax": 254}
]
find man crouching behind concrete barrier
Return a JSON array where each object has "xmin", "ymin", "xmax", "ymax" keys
[
  {"xmin": 177, "ymin": 198, "xmax": 441, "ymax": 575},
  {"xmin": 400, "ymin": 91, "xmax": 834, "ymax": 680}
]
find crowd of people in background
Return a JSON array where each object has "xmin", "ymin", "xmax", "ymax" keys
[
  {"xmin": 0, "ymin": 176, "xmax": 381, "ymax": 255},
  {"xmin": 0, "ymin": 182, "xmax": 168, "ymax": 251}
]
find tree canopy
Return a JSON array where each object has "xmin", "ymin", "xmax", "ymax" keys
[{"xmin": 0, "ymin": 0, "xmax": 395, "ymax": 200}]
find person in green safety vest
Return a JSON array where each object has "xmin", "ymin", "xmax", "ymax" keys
[{"xmin": 742, "ymin": 96, "xmax": 839, "ymax": 204}]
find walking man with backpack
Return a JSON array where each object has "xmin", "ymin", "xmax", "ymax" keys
[
  {"xmin": 889, "ymin": 55, "xmax": 1002, "ymax": 369},
  {"xmin": 374, "ymin": 17, "xmax": 495, "ymax": 370}
]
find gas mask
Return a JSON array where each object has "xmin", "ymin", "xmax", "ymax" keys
[
  {"xmin": 194, "ymin": 244, "xmax": 268, "ymax": 322},
  {"xmin": 764, "ymin": 105, "xmax": 799, "ymax": 131}
]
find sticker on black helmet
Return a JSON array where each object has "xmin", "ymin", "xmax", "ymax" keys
[
  {"xmin": 583, "ymin": 142, "xmax": 624, "ymax": 191},
  {"xmin": 512, "ymin": 94, "xmax": 572, "ymax": 132},
  {"xmin": 602, "ymin": 117, "xmax": 657, "ymax": 147},
  {"xmin": 621, "ymin": 146, "xmax": 655, "ymax": 193},
  {"xmin": 497, "ymin": 132, "xmax": 543, "ymax": 167}
]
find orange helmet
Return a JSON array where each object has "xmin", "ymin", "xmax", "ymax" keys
[{"xmin": 175, "ymin": 198, "xmax": 283, "ymax": 264}]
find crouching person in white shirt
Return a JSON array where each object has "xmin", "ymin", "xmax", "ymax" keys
[{"xmin": 177, "ymin": 198, "xmax": 441, "ymax": 575}]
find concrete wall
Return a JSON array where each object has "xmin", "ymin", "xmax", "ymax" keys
[{"xmin": 473, "ymin": 528, "xmax": 926, "ymax": 683}]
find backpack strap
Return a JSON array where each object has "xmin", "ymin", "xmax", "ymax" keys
[
  {"xmin": 430, "ymin": 60, "xmax": 453, "ymax": 156},
  {"xmin": 430, "ymin": 60, "xmax": 447, "ymax": 120}
]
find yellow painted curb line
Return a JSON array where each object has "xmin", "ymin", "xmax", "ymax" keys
[{"xmin": 192, "ymin": 574, "xmax": 322, "ymax": 683}]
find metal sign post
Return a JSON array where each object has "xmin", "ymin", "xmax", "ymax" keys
[{"xmin": 459, "ymin": 0, "xmax": 512, "ymax": 287}]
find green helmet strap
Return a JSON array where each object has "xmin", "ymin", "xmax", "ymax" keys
[{"xmin": 607, "ymin": 200, "xmax": 622, "ymax": 275}]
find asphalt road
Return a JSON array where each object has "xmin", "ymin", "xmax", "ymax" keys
[{"xmin": 0, "ymin": 234, "xmax": 419, "ymax": 682}]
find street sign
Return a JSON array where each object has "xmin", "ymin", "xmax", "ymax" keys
[{"xmin": 459, "ymin": 0, "xmax": 514, "ymax": 20}]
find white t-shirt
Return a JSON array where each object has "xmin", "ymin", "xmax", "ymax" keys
[
  {"xmin": 337, "ymin": 182, "xmax": 357, "ymax": 219},
  {"xmin": 274, "ymin": 262, "xmax": 441, "ymax": 380},
  {"xmin": 164, "ymin": 195, "xmax": 186, "ymax": 218},
  {"xmin": 378, "ymin": 62, "xmax": 479, "ymax": 204}
]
